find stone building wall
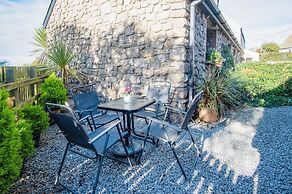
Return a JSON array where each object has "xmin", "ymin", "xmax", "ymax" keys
[
  {"xmin": 216, "ymin": 31, "xmax": 242, "ymax": 63},
  {"xmin": 45, "ymin": 0, "xmax": 243, "ymax": 108},
  {"xmin": 46, "ymin": 0, "xmax": 192, "ymax": 109},
  {"xmin": 191, "ymin": 7, "xmax": 208, "ymax": 87}
]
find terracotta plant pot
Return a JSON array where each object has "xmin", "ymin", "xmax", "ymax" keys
[{"xmin": 199, "ymin": 107, "xmax": 219, "ymax": 123}]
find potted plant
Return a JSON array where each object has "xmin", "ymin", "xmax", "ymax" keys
[
  {"xmin": 198, "ymin": 49, "xmax": 243, "ymax": 123},
  {"xmin": 123, "ymin": 83, "xmax": 133, "ymax": 103},
  {"xmin": 206, "ymin": 48, "xmax": 224, "ymax": 67}
]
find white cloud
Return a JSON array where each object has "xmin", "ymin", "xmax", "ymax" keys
[
  {"xmin": 0, "ymin": 0, "xmax": 50, "ymax": 65},
  {"xmin": 219, "ymin": 0, "xmax": 292, "ymax": 48}
]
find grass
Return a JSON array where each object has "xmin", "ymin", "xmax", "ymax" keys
[{"xmin": 233, "ymin": 62, "xmax": 292, "ymax": 107}]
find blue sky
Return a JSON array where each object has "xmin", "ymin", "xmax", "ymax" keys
[{"xmin": 0, "ymin": 0, "xmax": 292, "ymax": 65}]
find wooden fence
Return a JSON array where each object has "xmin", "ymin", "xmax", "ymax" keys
[{"xmin": 0, "ymin": 66, "xmax": 50, "ymax": 106}]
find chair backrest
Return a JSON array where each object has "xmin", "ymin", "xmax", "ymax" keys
[
  {"xmin": 72, "ymin": 91, "xmax": 101, "ymax": 111},
  {"xmin": 46, "ymin": 103, "xmax": 92, "ymax": 149},
  {"xmin": 147, "ymin": 81, "xmax": 171, "ymax": 104},
  {"xmin": 180, "ymin": 90, "xmax": 203, "ymax": 129}
]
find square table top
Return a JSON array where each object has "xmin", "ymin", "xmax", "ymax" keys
[{"xmin": 97, "ymin": 97, "xmax": 155, "ymax": 114}]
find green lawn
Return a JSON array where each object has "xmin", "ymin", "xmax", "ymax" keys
[{"xmin": 233, "ymin": 62, "xmax": 292, "ymax": 107}]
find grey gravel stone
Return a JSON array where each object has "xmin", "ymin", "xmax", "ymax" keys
[{"xmin": 9, "ymin": 106, "xmax": 292, "ymax": 193}]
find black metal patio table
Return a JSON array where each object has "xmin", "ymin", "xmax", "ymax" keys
[{"xmin": 97, "ymin": 97, "xmax": 155, "ymax": 156}]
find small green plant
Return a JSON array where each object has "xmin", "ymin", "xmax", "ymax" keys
[
  {"xmin": 0, "ymin": 89, "xmax": 22, "ymax": 192},
  {"xmin": 38, "ymin": 73, "xmax": 68, "ymax": 107},
  {"xmin": 206, "ymin": 48, "xmax": 224, "ymax": 65},
  {"xmin": 17, "ymin": 120, "xmax": 34, "ymax": 158},
  {"xmin": 18, "ymin": 104, "xmax": 49, "ymax": 146}
]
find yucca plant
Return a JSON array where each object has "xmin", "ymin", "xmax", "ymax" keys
[
  {"xmin": 32, "ymin": 28, "xmax": 87, "ymax": 85},
  {"xmin": 198, "ymin": 63, "xmax": 245, "ymax": 122},
  {"xmin": 32, "ymin": 28, "xmax": 48, "ymax": 65},
  {"xmin": 47, "ymin": 41, "xmax": 76, "ymax": 84}
]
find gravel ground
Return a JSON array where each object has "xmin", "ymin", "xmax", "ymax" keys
[{"xmin": 9, "ymin": 106, "xmax": 292, "ymax": 193}]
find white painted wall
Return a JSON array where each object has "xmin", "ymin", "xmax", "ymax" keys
[
  {"xmin": 244, "ymin": 49, "xmax": 259, "ymax": 62},
  {"xmin": 279, "ymin": 48, "xmax": 292, "ymax": 53}
]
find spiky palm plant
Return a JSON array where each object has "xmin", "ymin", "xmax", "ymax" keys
[
  {"xmin": 33, "ymin": 28, "xmax": 48, "ymax": 65},
  {"xmin": 32, "ymin": 28, "xmax": 86, "ymax": 85},
  {"xmin": 198, "ymin": 65, "xmax": 245, "ymax": 118},
  {"xmin": 47, "ymin": 41, "xmax": 76, "ymax": 84}
]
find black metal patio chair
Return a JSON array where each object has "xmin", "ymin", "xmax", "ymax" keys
[
  {"xmin": 46, "ymin": 103, "xmax": 132, "ymax": 193},
  {"xmin": 134, "ymin": 81, "xmax": 171, "ymax": 121},
  {"xmin": 72, "ymin": 89, "xmax": 120, "ymax": 130},
  {"xmin": 137, "ymin": 90, "xmax": 203, "ymax": 180}
]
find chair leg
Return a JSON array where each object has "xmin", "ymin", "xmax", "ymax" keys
[
  {"xmin": 186, "ymin": 127, "xmax": 200, "ymax": 155},
  {"xmin": 169, "ymin": 142, "xmax": 188, "ymax": 181},
  {"xmin": 92, "ymin": 155, "xmax": 104, "ymax": 193},
  {"xmin": 137, "ymin": 123, "xmax": 151, "ymax": 163},
  {"xmin": 55, "ymin": 143, "xmax": 69, "ymax": 185},
  {"xmin": 144, "ymin": 117, "xmax": 149, "ymax": 125},
  {"xmin": 186, "ymin": 127, "xmax": 195, "ymax": 144},
  {"xmin": 117, "ymin": 124, "xmax": 132, "ymax": 167}
]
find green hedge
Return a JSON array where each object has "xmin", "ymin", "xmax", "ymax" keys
[
  {"xmin": 38, "ymin": 73, "xmax": 68, "ymax": 108},
  {"xmin": 0, "ymin": 89, "xmax": 49, "ymax": 192},
  {"xmin": 0, "ymin": 90, "xmax": 22, "ymax": 192},
  {"xmin": 18, "ymin": 104, "xmax": 49, "ymax": 146},
  {"xmin": 260, "ymin": 52, "xmax": 292, "ymax": 62},
  {"xmin": 233, "ymin": 62, "xmax": 292, "ymax": 107}
]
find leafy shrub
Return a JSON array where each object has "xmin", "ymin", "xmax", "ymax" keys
[
  {"xmin": 260, "ymin": 52, "xmax": 292, "ymax": 62},
  {"xmin": 16, "ymin": 120, "xmax": 34, "ymax": 159},
  {"xmin": 233, "ymin": 62, "xmax": 292, "ymax": 106},
  {"xmin": 18, "ymin": 104, "xmax": 49, "ymax": 146},
  {"xmin": 38, "ymin": 73, "xmax": 68, "ymax": 107},
  {"xmin": 0, "ymin": 90, "xmax": 22, "ymax": 192},
  {"xmin": 221, "ymin": 45, "xmax": 235, "ymax": 72}
]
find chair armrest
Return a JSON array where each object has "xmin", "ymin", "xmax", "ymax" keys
[
  {"xmin": 79, "ymin": 115, "xmax": 92, "ymax": 123},
  {"xmin": 79, "ymin": 109, "xmax": 103, "ymax": 117},
  {"xmin": 165, "ymin": 106, "xmax": 186, "ymax": 115},
  {"xmin": 88, "ymin": 120, "xmax": 121, "ymax": 144},
  {"xmin": 145, "ymin": 117, "xmax": 182, "ymax": 132}
]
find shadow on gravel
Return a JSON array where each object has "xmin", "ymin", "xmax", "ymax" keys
[
  {"xmin": 252, "ymin": 106, "xmax": 292, "ymax": 193},
  {"xmin": 8, "ymin": 107, "xmax": 292, "ymax": 193},
  {"xmin": 195, "ymin": 106, "xmax": 292, "ymax": 193}
]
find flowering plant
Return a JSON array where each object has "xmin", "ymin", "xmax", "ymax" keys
[{"xmin": 123, "ymin": 85, "xmax": 132, "ymax": 95}]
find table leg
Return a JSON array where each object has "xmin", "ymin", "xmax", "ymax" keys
[{"xmin": 112, "ymin": 113, "xmax": 142, "ymax": 157}]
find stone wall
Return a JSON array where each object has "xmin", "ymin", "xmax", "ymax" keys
[
  {"xmin": 46, "ymin": 0, "xmax": 191, "ymax": 109},
  {"xmin": 45, "ymin": 0, "xmax": 243, "ymax": 108},
  {"xmin": 217, "ymin": 31, "xmax": 242, "ymax": 63},
  {"xmin": 191, "ymin": 7, "xmax": 208, "ymax": 87}
]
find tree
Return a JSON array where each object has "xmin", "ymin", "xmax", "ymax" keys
[{"xmin": 261, "ymin": 42, "xmax": 279, "ymax": 52}]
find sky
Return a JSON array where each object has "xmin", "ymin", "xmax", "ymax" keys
[
  {"xmin": 0, "ymin": 0, "xmax": 50, "ymax": 65},
  {"xmin": 0, "ymin": 0, "xmax": 292, "ymax": 65},
  {"xmin": 219, "ymin": 0, "xmax": 292, "ymax": 49}
]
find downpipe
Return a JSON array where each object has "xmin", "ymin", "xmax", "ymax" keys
[{"xmin": 189, "ymin": 0, "xmax": 203, "ymax": 106}]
